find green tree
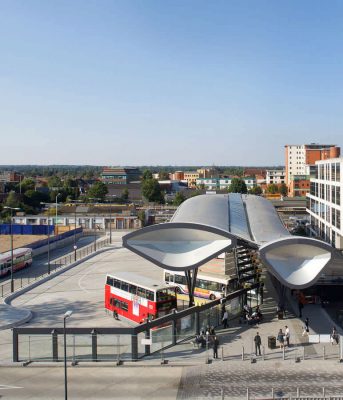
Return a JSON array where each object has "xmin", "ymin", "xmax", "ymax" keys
[
  {"xmin": 173, "ymin": 192, "xmax": 186, "ymax": 206},
  {"xmin": 20, "ymin": 178, "xmax": 35, "ymax": 192},
  {"xmin": 121, "ymin": 188, "xmax": 129, "ymax": 201},
  {"xmin": 87, "ymin": 181, "xmax": 108, "ymax": 201},
  {"xmin": 23, "ymin": 190, "xmax": 50, "ymax": 209},
  {"xmin": 159, "ymin": 171, "xmax": 170, "ymax": 180},
  {"xmin": 279, "ymin": 183, "xmax": 288, "ymax": 197},
  {"xmin": 48, "ymin": 176, "xmax": 63, "ymax": 189},
  {"xmin": 142, "ymin": 179, "xmax": 164, "ymax": 203},
  {"xmin": 142, "ymin": 169, "xmax": 153, "ymax": 181},
  {"xmin": 228, "ymin": 178, "xmax": 247, "ymax": 194},
  {"xmin": 5, "ymin": 191, "xmax": 20, "ymax": 208},
  {"xmin": 249, "ymin": 186, "xmax": 262, "ymax": 195},
  {"xmin": 267, "ymin": 184, "xmax": 279, "ymax": 194}
]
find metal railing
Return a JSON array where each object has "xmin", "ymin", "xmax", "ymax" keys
[
  {"xmin": 0, "ymin": 237, "xmax": 110, "ymax": 298},
  {"xmin": 12, "ymin": 284, "xmax": 260, "ymax": 363}
]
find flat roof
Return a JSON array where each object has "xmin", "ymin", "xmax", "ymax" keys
[{"xmin": 107, "ymin": 271, "xmax": 171, "ymax": 292}]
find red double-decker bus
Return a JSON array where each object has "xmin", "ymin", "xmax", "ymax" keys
[{"xmin": 105, "ymin": 272, "xmax": 177, "ymax": 324}]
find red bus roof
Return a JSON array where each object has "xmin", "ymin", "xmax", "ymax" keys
[{"xmin": 106, "ymin": 271, "xmax": 175, "ymax": 292}]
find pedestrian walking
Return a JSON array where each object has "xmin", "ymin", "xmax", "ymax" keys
[
  {"xmin": 213, "ymin": 335, "xmax": 219, "ymax": 359},
  {"xmin": 284, "ymin": 326, "xmax": 290, "ymax": 347},
  {"xmin": 254, "ymin": 332, "xmax": 262, "ymax": 356},
  {"xmin": 298, "ymin": 301, "xmax": 304, "ymax": 318},
  {"xmin": 304, "ymin": 317, "xmax": 309, "ymax": 332},
  {"xmin": 331, "ymin": 326, "xmax": 339, "ymax": 345},
  {"xmin": 222, "ymin": 310, "xmax": 228, "ymax": 329}
]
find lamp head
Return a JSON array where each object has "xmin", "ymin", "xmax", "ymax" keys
[{"xmin": 64, "ymin": 310, "xmax": 73, "ymax": 319}]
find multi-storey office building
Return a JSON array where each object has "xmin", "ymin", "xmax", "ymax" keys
[
  {"xmin": 306, "ymin": 158, "xmax": 342, "ymax": 249},
  {"xmin": 285, "ymin": 144, "xmax": 340, "ymax": 196},
  {"xmin": 101, "ymin": 167, "xmax": 141, "ymax": 185}
]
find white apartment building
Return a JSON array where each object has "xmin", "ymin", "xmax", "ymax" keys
[
  {"xmin": 266, "ymin": 169, "xmax": 286, "ymax": 185},
  {"xmin": 196, "ymin": 177, "xmax": 256, "ymax": 191},
  {"xmin": 306, "ymin": 158, "xmax": 342, "ymax": 249}
]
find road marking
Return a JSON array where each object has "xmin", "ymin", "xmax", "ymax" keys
[{"xmin": 0, "ymin": 384, "xmax": 24, "ymax": 390}]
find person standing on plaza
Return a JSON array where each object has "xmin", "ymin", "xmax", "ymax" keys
[
  {"xmin": 304, "ymin": 317, "xmax": 309, "ymax": 332},
  {"xmin": 277, "ymin": 328, "xmax": 285, "ymax": 348},
  {"xmin": 222, "ymin": 310, "xmax": 228, "ymax": 329},
  {"xmin": 254, "ymin": 332, "xmax": 262, "ymax": 356},
  {"xmin": 284, "ymin": 325, "xmax": 290, "ymax": 347},
  {"xmin": 213, "ymin": 335, "xmax": 219, "ymax": 359}
]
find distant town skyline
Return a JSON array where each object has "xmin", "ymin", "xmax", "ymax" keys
[{"xmin": 1, "ymin": 1, "xmax": 343, "ymax": 165}]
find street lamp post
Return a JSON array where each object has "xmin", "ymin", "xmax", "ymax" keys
[
  {"xmin": 40, "ymin": 202, "xmax": 52, "ymax": 274},
  {"xmin": 73, "ymin": 206, "xmax": 77, "ymax": 262},
  {"xmin": 64, "ymin": 310, "xmax": 73, "ymax": 400},
  {"xmin": 109, "ymin": 202, "xmax": 113, "ymax": 244},
  {"xmin": 55, "ymin": 193, "xmax": 61, "ymax": 233},
  {"xmin": 4, "ymin": 206, "xmax": 20, "ymax": 293}
]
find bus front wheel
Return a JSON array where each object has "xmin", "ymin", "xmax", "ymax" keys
[
  {"xmin": 175, "ymin": 287, "xmax": 182, "ymax": 294},
  {"xmin": 209, "ymin": 294, "xmax": 216, "ymax": 300}
]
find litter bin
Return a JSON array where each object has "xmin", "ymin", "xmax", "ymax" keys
[{"xmin": 268, "ymin": 336, "xmax": 276, "ymax": 349}]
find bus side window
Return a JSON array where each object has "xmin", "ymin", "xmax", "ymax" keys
[
  {"xmin": 129, "ymin": 284, "xmax": 137, "ymax": 295},
  {"xmin": 121, "ymin": 282, "xmax": 129, "ymax": 292},
  {"xmin": 146, "ymin": 290, "xmax": 154, "ymax": 301},
  {"xmin": 175, "ymin": 275, "xmax": 184, "ymax": 285},
  {"xmin": 106, "ymin": 277, "xmax": 114, "ymax": 286},
  {"xmin": 137, "ymin": 287, "xmax": 146, "ymax": 298},
  {"xmin": 165, "ymin": 272, "xmax": 170, "ymax": 282}
]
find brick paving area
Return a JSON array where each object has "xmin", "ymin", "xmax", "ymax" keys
[{"xmin": 177, "ymin": 360, "xmax": 343, "ymax": 399}]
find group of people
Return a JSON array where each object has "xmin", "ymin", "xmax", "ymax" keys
[
  {"xmin": 277, "ymin": 325, "xmax": 291, "ymax": 348},
  {"xmin": 194, "ymin": 326, "xmax": 220, "ymax": 358},
  {"xmin": 241, "ymin": 305, "xmax": 263, "ymax": 326}
]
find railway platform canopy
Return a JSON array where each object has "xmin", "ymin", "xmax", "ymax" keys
[{"xmin": 123, "ymin": 194, "xmax": 343, "ymax": 290}]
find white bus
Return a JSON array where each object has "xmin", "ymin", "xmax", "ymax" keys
[
  {"xmin": 163, "ymin": 270, "xmax": 233, "ymax": 300},
  {"xmin": 0, "ymin": 248, "xmax": 33, "ymax": 277}
]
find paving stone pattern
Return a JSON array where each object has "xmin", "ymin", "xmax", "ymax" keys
[{"xmin": 177, "ymin": 361, "xmax": 343, "ymax": 399}]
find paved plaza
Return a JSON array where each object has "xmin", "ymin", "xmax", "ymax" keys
[{"xmin": 1, "ymin": 234, "xmax": 343, "ymax": 399}]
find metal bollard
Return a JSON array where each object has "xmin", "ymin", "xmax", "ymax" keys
[
  {"xmin": 271, "ymin": 388, "xmax": 274, "ymax": 399},
  {"xmin": 242, "ymin": 346, "xmax": 244, "ymax": 361},
  {"xmin": 262, "ymin": 345, "xmax": 265, "ymax": 361},
  {"xmin": 246, "ymin": 387, "xmax": 249, "ymax": 400},
  {"xmin": 282, "ymin": 345, "xmax": 285, "ymax": 360},
  {"xmin": 322, "ymin": 387, "xmax": 325, "ymax": 397},
  {"xmin": 296, "ymin": 387, "xmax": 300, "ymax": 397},
  {"xmin": 221, "ymin": 347, "xmax": 224, "ymax": 361}
]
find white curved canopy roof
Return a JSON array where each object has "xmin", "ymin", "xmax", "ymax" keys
[{"xmin": 123, "ymin": 194, "xmax": 343, "ymax": 289}]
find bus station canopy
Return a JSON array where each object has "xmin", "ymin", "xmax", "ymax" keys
[{"xmin": 123, "ymin": 194, "xmax": 343, "ymax": 290}]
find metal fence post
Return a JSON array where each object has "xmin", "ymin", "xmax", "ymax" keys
[
  {"xmin": 145, "ymin": 329, "xmax": 150, "ymax": 356},
  {"xmin": 52, "ymin": 329, "xmax": 58, "ymax": 361},
  {"xmin": 195, "ymin": 310, "xmax": 200, "ymax": 335},
  {"xmin": 91, "ymin": 329, "xmax": 97, "ymax": 361},
  {"xmin": 13, "ymin": 329, "xmax": 19, "ymax": 362},
  {"xmin": 172, "ymin": 310, "xmax": 177, "ymax": 345},
  {"xmin": 131, "ymin": 334, "xmax": 138, "ymax": 361}
]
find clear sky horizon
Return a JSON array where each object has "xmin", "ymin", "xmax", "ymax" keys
[{"xmin": 1, "ymin": 0, "xmax": 343, "ymax": 166}]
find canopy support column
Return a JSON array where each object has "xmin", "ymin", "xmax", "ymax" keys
[{"xmin": 185, "ymin": 268, "xmax": 198, "ymax": 307}]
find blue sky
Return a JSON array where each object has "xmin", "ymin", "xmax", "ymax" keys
[{"xmin": 1, "ymin": 0, "xmax": 343, "ymax": 166}]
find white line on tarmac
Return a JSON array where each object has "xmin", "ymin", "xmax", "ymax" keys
[{"xmin": 0, "ymin": 385, "xmax": 24, "ymax": 390}]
